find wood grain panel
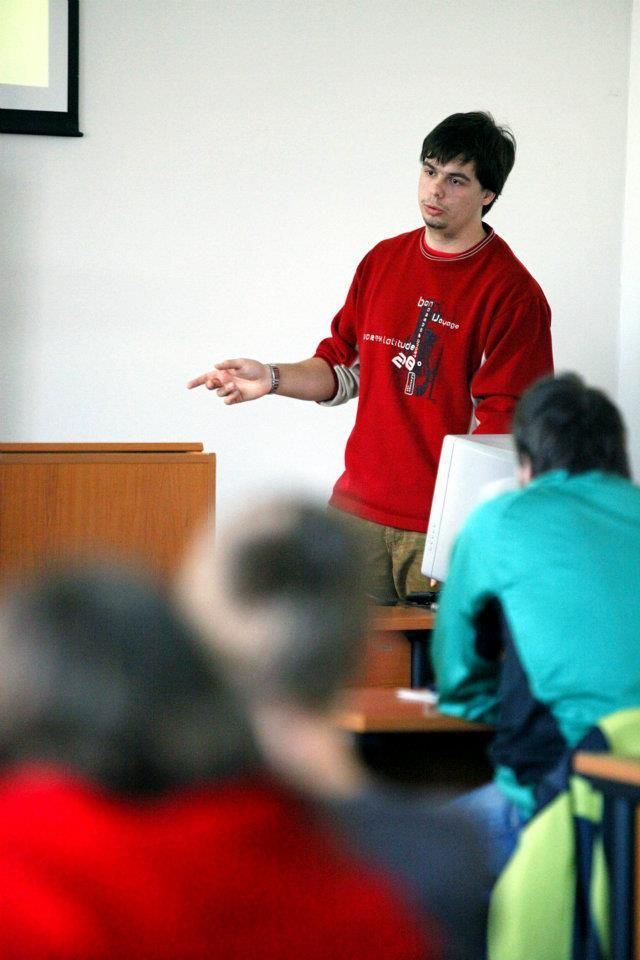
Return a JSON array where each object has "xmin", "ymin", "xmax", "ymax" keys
[
  {"xmin": 0, "ymin": 446, "xmax": 215, "ymax": 582},
  {"xmin": 349, "ymin": 631, "xmax": 411, "ymax": 687},
  {"xmin": 347, "ymin": 606, "xmax": 435, "ymax": 688}
]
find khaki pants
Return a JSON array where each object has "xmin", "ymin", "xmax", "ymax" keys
[{"xmin": 330, "ymin": 508, "xmax": 433, "ymax": 601}]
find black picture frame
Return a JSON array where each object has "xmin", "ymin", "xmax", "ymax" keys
[{"xmin": 0, "ymin": 0, "xmax": 82, "ymax": 138}]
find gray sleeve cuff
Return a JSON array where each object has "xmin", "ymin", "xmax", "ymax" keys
[{"xmin": 319, "ymin": 360, "xmax": 360, "ymax": 406}]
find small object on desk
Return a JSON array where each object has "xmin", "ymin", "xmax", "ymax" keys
[
  {"xmin": 396, "ymin": 687, "xmax": 438, "ymax": 705},
  {"xmin": 404, "ymin": 590, "xmax": 439, "ymax": 607}
]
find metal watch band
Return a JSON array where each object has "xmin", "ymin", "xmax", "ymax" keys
[{"xmin": 268, "ymin": 364, "xmax": 281, "ymax": 394}]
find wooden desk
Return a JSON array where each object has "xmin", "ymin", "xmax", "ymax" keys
[
  {"xmin": 351, "ymin": 603, "xmax": 435, "ymax": 689},
  {"xmin": 574, "ymin": 752, "xmax": 640, "ymax": 787},
  {"xmin": 335, "ymin": 686, "xmax": 489, "ymax": 734},
  {"xmin": 335, "ymin": 686, "xmax": 493, "ymax": 789},
  {"xmin": 371, "ymin": 604, "xmax": 435, "ymax": 634}
]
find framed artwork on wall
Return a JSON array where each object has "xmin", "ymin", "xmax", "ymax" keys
[{"xmin": 0, "ymin": 0, "xmax": 81, "ymax": 137}]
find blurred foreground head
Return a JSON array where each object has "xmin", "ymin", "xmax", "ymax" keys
[
  {"xmin": 180, "ymin": 498, "xmax": 369, "ymax": 711},
  {"xmin": 0, "ymin": 564, "xmax": 259, "ymax": 795}
]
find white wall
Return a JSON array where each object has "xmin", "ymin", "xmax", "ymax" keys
[
  {"xmin": 619, "ymin": 0, "xmax": 640, "ymax": 476},
  {"xmin": 1, "ymin": 0, "xmax": 633, "ymax": 522}
]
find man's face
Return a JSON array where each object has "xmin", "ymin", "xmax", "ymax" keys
[{"xmin": 418, "ymin": 156, "xmax": 495, "ymax": 242}]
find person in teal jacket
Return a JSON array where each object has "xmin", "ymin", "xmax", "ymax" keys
[{"xmin": 432, "ymin": 372, "xmax": 640, "ymax": 879}]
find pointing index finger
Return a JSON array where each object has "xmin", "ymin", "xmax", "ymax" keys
[{"xmin": 187, "ymin": 374, "xmax": 206, "ymax": 389}]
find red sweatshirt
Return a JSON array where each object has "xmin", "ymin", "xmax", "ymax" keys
[
  {"xmin": 0, "ymin": 767, "xmax": 438, "ymax": 960},
  {"xmin": 315, "ymin": 226, "xmax": 553, "ymax": 531}
]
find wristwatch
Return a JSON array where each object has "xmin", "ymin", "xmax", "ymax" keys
[{"xmin": 268, "ymin": 364, "xmax": 280, "ymax": 394}]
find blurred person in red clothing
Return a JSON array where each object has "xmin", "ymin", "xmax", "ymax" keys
[
  {"xmin": 0, "ymin": 563, "xmax": 439, "ymax": 960},
  {"xmin": 179, "ymin": 496, "xmax": 491, "ymax": 960}
]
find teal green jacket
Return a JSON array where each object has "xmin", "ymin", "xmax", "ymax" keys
[{"xmin": 432, "ymin": 470, "xmax": 640, "ymax": 816}]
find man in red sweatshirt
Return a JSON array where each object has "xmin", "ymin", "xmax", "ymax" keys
[{"xmin": 188, "ymin": 112, "xmax": 553, "ymax": 599}]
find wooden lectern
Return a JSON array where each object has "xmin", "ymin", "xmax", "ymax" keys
[{"xmin": 0, "ymin": 443, "xmax": 215, "ymax": 582}]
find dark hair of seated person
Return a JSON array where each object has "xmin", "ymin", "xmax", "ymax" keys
[
  {"xmin": 512, "ymin": 371, "xmax": 631, "ymax": 480},
  {"xmin": 0, "ymin": 563, "xmax": 261, "ymax": 796}
]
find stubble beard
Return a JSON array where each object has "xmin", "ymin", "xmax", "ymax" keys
[{"xmin": 423, "ymin": 217, "xmax": 445, "ymax": 231}]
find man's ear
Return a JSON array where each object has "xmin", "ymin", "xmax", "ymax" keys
[
  {"xmin": 481, "ymin": 190, "xmax": 496, "ymax": 208},
  {"xmin": 517, "ymin": 456, "xmax": 533, "ymax": 487}
]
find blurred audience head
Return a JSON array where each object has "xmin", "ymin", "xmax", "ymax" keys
[
  {"xmin": 0, "ymin": 563, "xmax": 259, "ymax": 795},
  {"xmin": 178, "ymin": 497, "xmax": 372, "ymax": 796},
  {"xmin": 180, "ymin": 497, "xmax": 369, "ymax": 712}
]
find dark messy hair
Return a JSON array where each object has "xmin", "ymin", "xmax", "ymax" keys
[
  {"xmin": 513, "ymin": 372, "xmax": 630, "ymax": 479},
  {"xmin": 420, "ymin": 111, "xmax": 516, "ymax": 215}
]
